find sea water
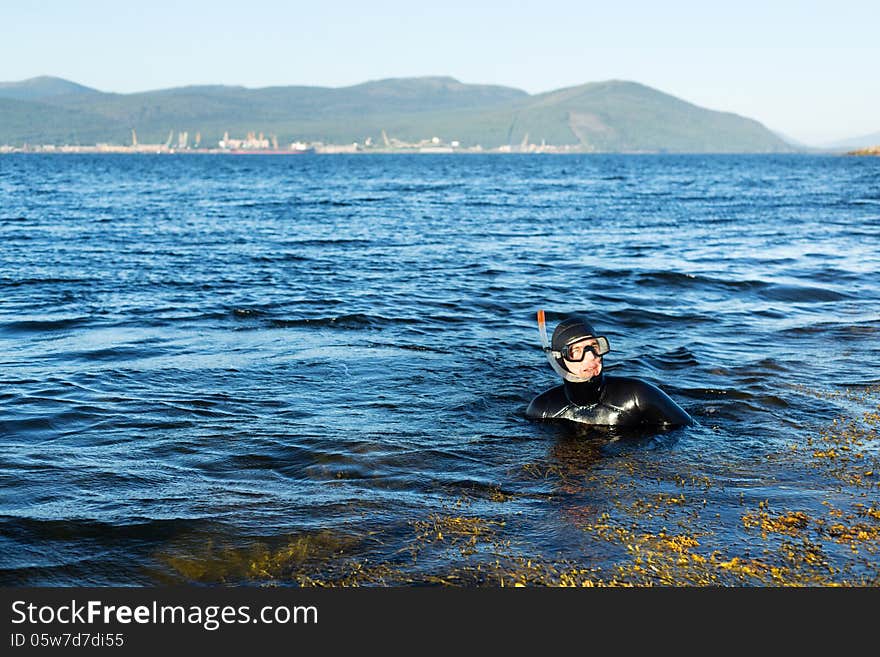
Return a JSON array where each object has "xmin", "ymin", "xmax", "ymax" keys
[{"xmin": 1, "ymin": 153, "xmax": 878, "ymax": 585}]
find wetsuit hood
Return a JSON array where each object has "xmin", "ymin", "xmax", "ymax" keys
[{"xmin": 552, "ymin": 317, "xmax": 598, "ymax": 351}]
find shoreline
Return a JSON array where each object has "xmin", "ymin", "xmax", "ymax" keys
[
  {"xmin": 0, "ymin": 148, "xmax": 852, "ymax": 156},
  {"xmin": 847, "ymin": 146, "xmax": 880, "ymax": 156}
]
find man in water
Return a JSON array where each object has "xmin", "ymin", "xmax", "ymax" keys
[{"xmin": 526, "ymin": 311, "xmax": 693, "ymax": 428}]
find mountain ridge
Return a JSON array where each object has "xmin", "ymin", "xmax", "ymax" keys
[{"xmin": 0, "ymin": 75, "xmax": 799, "ymax": 152}]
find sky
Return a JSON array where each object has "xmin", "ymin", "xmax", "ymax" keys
[{"xmin": 2, "ymin": 0, "xmax": 878, "ymax": 145}]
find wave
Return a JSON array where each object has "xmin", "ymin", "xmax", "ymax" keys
[
  {"xmin": 630, "ymin": 347, "xmax": 700, "ymax": 370},
  {"xmin": 0, "ymin": 316, "xmax": 92, "ymax": 333},
  {"xmin": 758, "ymin": 283, "xmax": 851, "ymax": 303},
  {"xmin": 629, "ymin": 271, "xmax": 854, "ymax": 305},
  {"xmin": 67, "ymin": 345, "xmax": 165, "ymax": 362},
  {"xmin": 269, "ymin": 313, "xmax": 416, "ymax": 329},
  {"xmin": 0, "ymin": 277, "xmax": 92, "ymax": 288},
  {"xmin": 277, "ymin": 238, "xmax": 373, "ymax": 247},
  {"xmin": 634, "ymin": 271, "xmax": 768, "ymax": 292},
  {"xmin": 780, "ymin": 319, "xmax": 880, "ymax": 336},
  {"xmin": 250, "ymin": 253, "xmax": 312, "ymax": 263},
  {"xmin": 0, "ymin": 516, "xmax": 217, "ymax": 542},
  {"xmin": 375, "ymin": 182, "xmax": 460, "ymax": 193},
  {"xmin": 606, "ymin": 307, "xmax": 714, "ymax": 327}
]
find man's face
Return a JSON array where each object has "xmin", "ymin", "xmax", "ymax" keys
[{"xmin": 562, "ymin": 337, "xmax": 604, "ymax": 380}]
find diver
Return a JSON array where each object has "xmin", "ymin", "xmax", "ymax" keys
[{"xmin": 526, "ymin": 310, "xmax": 693, "ymax": 428}]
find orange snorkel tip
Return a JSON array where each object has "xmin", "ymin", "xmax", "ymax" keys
[{"xmin": 537, "ymin": 309, "xmax": 550, "ymax": 351}]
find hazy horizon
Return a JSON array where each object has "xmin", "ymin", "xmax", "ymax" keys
[{"xmin": 2, "ymin": 0, "xmax": 878, "ymax": 146}]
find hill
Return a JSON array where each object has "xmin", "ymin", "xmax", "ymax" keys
[
  {"xmin": 821, "ymin": 131, "xmax": 880, "ymax": 152},
  {"xmin": 499, "ymin": 80, "xmax": 794, "ymax": 152},
  {"xmin": 0, "ymin": 76, "xmax": 797, "ymax": 152},
  {"xmin": 0, "ymin": 75, "xmax": 101, "ymax": 101}
]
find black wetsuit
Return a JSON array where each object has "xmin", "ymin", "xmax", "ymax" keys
[{"xmin": 526, "ymin": 373, "xmax": 692, "ymax": 428}]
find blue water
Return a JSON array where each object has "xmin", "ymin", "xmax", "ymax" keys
[{"xmin": 1, "ymin": 153, "xmax": 879, "ymax": 586}]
